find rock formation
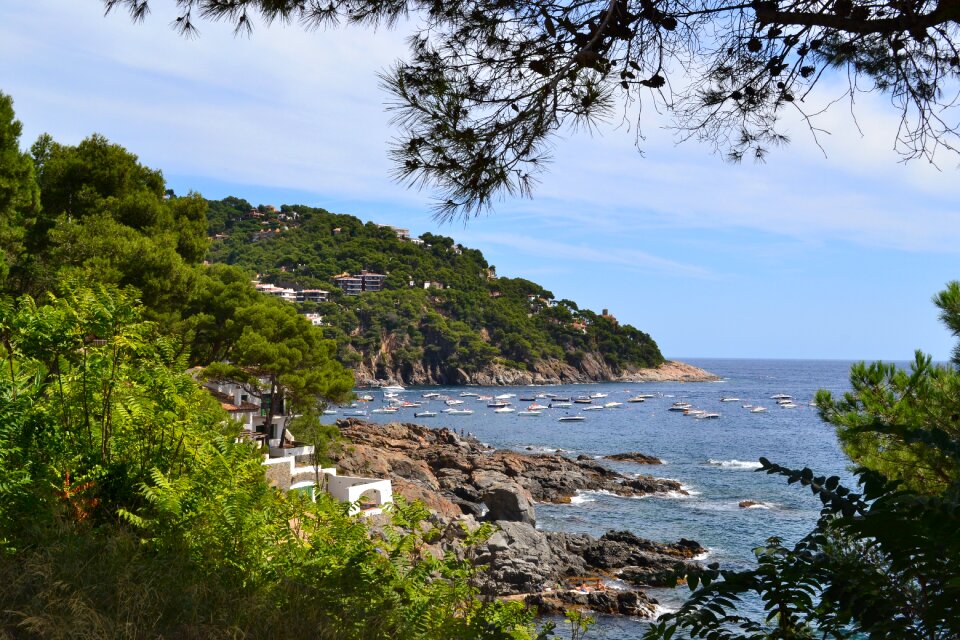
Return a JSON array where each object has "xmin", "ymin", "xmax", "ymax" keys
[
  {"xmin": 604, "ymin": 452, "xmax": 665, "ymax": 465},
  {"xmin": 353, "ymin": 358, "xmax": 720, "ymax": 387},
  {"xmin": 330, "ymin": 420, "xmax": 705, "ymax": 617}
]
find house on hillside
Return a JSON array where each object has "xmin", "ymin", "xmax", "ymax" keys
[
  {"xmin": 262, "ymin": 455, "xmax": 393, "ymax": 517},
  {"xmin": 333, "ymin": 270, "xmax": 386, "ymax": 295}
]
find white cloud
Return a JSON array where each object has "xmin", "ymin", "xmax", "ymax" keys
[{"xmin": 464, "ymin": 232, "xmax": 716, "ymax": 280}]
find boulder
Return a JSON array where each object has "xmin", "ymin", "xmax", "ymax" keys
[
  {"xmin": 482, "ymin": 483, "xmax": 536, "ymax": 525},
  {"xmin": 605, "ymin": 452, "xmax": 664, "ymax": 465}
]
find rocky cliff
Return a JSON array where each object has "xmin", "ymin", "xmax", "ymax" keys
[
  {"xmin": 330, "ymin": 419, "xmax": 705, "ymax": 617},
  {"xmin": 353, "ymin": 357, "xmax": 719, "ymax": 387}
]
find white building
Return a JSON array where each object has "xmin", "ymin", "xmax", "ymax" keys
[{"xmin": 262, "ymin": 455, "xmax": 393, "ymax": 516}]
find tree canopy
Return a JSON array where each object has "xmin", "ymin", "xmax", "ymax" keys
[
  {"xmin": 104, "ymin": 0, "xmax": 960, "ymax": 217},
  {"xmin": 645, "ymin": 282, "xmax": 960, "ymax": 640}
]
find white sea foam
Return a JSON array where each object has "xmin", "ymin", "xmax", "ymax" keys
[
  {"xmin": 693, "ymin": 548, "xmax": 713, "ymax": 561},
  {"xmin": 569, "ymin": 493, "xmax": 596, "ymax": 505},
  {"xmin": 652, "ymin": 603, "xmax": 678, "ymax": 618},
  {"xmin": 521, "ymin": 445, "xmax": 559, "ymax": 453},
  {"xmin": 741, "ymin": 501, "xmax": 778, "ymax": 510},
  {"xmin": 707, "ymin": 458, "xmax": 763, "ymax": 470}
]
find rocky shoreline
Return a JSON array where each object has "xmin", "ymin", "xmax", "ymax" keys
[
  {"xmin": 354, "ymin": 358, "xmax": 720, "ymax": 387},
  {"xmin": 331, "ymin": 420, "xmax": 704, "ymax": 617}
]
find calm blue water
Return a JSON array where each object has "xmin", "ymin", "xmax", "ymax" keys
[{"xmin": 349, "ymin": 359, "xmax": 866, "ymax": 638}]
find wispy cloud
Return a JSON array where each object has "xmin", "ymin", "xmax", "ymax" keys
[{"xmin": 465, "ymin": 232, "xmax": 716, "ymax": 280}]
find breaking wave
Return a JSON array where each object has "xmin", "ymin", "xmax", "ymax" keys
[{"xmin": 707, "ymin": 458, "xmax": 763, "ymax": 470}]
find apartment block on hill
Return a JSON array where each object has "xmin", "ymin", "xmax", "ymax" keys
[{"xmin": 333, "ymin": 270, "xmax": 386, "ymax": 295}]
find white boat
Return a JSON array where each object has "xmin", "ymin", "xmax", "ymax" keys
[
  {"xmin": 477, "ymin": 395, "xmax": 493, "ymax": 401},
  {"xmin": 719, "ymin": 396, "xmax": 740, "ymax": 402},
  {"xmin": 445, "ymin": 409, "xmax": 474, "ymax": 415},
  {"xmin": 383, "ymin": 392, "xmax": 399, "ymax": 399},
  {"xmin": 776, "ymin": 398, "xmax": 794, "ymax": 405},
  {"xmin": 460, "ymin": 392, "xmax": 479, "ymax": 397},
  {"xmin": 414, "ymin": 411, "xmax": 437, "ymax": 418},
  {"xmin": 604, "ymin": 401, "xmax": 623, "ymax": 408},
  {"xmin": 487, "ymin": 401, "xmax": 510, "ymax": 408},
  {"xmin": 627, "ymin": 396, "xmax": 646, "ymax": 403},
  {"xmin": 684, "ymin": 409, "xmax": 706, "ymax": 417},
  {"xmin": 742, "ymin": 404, "xmax": 753, "ymax": 409},
  {"xmin": 527, "ymin": 403, "xmax": 548, "ymax": 411},
  {"xmin": 590, "ymin": 392, "xmax": 608, "ymax": 399},
  {"xmin": 634, "ymin": 393, "xmax": 657, "ymax": 399},
  {"xmin": 558, "ymin": 416, "xmax": 585, "ymax": 422},
  {"xmin": 770, "ymin": 393, "xmax": 792, "ymax": 400},
  {"xmin": 344, "ymin": 409, "xmax": 368, "ymax": 416},
  {"xmin": 582, "ymin": 406, "xmax": 604, "ymax": 412},
  {"xmin": 669, "ymin": 402, "xmax": 693, "ymax": 411},
  {"xmin": 322, "ymin": 409, "xmax": 338, "ymax": 415},
  {"xmin": 780, "ymin": 402, "xmax": 798, "ymax": 409},
  {"xmin": 751, "ymin": 406, "xmax": 768, "ymax": 413},
  {"xmin": 371, "ymin": 407, "xmax": 399, "ymax": 414},
  {"xmin": 519, "ymin": 396, "xmax": 537, "ymax": 402},
  {"xmin": 445, "ymin": 399, "xmax": 465, "ymax": 406},
  {"xmin": 517, "ymin": 410, "xmax": 542, "ymax": 417},
  {"xmin": 494, "ymin": 407, "xmax": 515, "ymax": 413},
  {"xmin": 495, "ymin": 393, "xmax": 515, "ymax": 400},
  {"xmin": 422, "ymin": 392, "xmax": 441, "ymax": 399},
  {"xmin": 358, "ymin": 394, "xmax": 375, "ymax": 401},
  {"xmin": 382, "ymin": 384, "xmax": 406, "ymax": 392},
  {"xmin": 696, "ymin": 412, "xmax": 721, "ymax": 419},
  {"xmin": 550, "ymin": 402, "xmax": 572, "ymax": 408},
  {"xmin": 574, "ymin": 397, "xmax": 593, "ymax": 404}
]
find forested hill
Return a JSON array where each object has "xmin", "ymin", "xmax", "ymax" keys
[{"xmin": 206, "ymin": 197, "xmax": 672, "ymax": 385}]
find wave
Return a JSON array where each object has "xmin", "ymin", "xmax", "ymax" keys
[
  {"xmin": 740, "ymin": 500, "xmax": 779, "ymax": 510},
  {"xmin": 522, "ymin": 445, "xmax": 560, "ymax": 453},
  {"xmin": 569, "ymin": 492, "xmax": 596, "ymax": 505},
  {"xmin": 707, "ymin": 458, "xmax": 763, "ymax": 470},
  {"xmin": 652, "ymin": 604, "xmax": 678, "ymax": 618}
]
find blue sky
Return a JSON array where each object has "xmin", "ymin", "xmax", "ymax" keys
[{"xmin": 2, "ymin": 2, "xmax": 958, "ymax": 360}]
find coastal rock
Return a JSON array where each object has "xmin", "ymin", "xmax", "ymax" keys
[
  {"xmin": 475, "ymin": 521, "xmax": 570, "ymax": 595},
  {"xmin": 330, "ymin": 419, "xmax": 704, "ymax": 607},
  {"xmin": 605, "ymin": 452, "xmax": 664, "ymax": 465},
  {"xmin": 623, "ymin": 475, "xmax": 686, "ymax": 495},
  {"xmin": 332, "ymin": 419, "xmax": 684, "ymax": 510},
  {"xmin": 353, "ymin": 358, "xmax": 719, "ymax": 387},
  {"xmin": 482, "ymin": 484, "xmax": 536, "ymax": 525},
  {"xmin": 524, "ymin": 589, "xmax": 659, "ymax": 617}
]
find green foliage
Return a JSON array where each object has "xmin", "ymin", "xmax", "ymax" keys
[
  {"xmin": 0, "ymin": 284, "xmax": 542, "ymax": 639},
  {"xmin": 818, "ymin": 352, "xmax": 960, "ymax": 494},
  {"xmin": 207, "ymin": 199, "xmax": 664, "ymax": 381},
  {"xmin": 0, "ymin": 92, "xmax": 40, "ymax": 287},
  {"xmin": 646, "ymin": 283, "xmax": 960, "ymax": 640},
  {"xmin": 4, "ymin": 131, "xmax": 207, "ymax": 327}
]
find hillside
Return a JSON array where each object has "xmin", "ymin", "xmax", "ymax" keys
[{"xmin": 206, "ymin": 198, "xmax": 713, "ymax": 385}]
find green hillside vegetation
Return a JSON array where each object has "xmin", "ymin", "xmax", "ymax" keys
[
  {"xmin": 207, "ymin": 199, "xmax": 664, "ymax": 382},
  {"xmin": 0, "ymin": 92, "xmax": 543, "ymax": 638}
]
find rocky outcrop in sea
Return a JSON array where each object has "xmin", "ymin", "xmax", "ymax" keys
[{"xmin": 330, "ymin": 420, "xmax": 705, "ymax": 617}]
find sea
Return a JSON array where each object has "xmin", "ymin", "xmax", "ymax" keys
[{"xmin": 351, "ymin": 358, "xmax": 872, "ymax": 638}]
